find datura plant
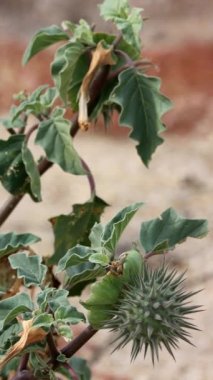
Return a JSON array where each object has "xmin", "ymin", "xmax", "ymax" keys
[{"xmin": 0, "ymin": 0, "xmax": 208, "ymax": 379}]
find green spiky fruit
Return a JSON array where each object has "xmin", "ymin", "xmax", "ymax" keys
[{"xmin": 105, "ymin": 264, "xmax": 201, "ymax": 363}]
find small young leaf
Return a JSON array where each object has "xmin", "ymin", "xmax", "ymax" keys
[
  {"xmin": 65, "ymin": 263, "xmax": 105, "ymax": 290},
  {"xmin": 54, "ymin": 305, "xmax": 85, "ymax": 324},
  {"xmin": 36, "ymin": 288, "xmax": 70, "ymax": 313},
  {"xmin": 89, "ymin": 223, "xmax": 105, "ymax": 249},
  {"xmin": 0, "ymin": 293, "xmax": 33, "ymax": 331},
  {"xmin": 57, "ymin": 245, "xmax": 94, "ymax": 272},
  {"xmin": 23, "ymin": 25, "xmax": 69, "ymax": 64},
  {"xmin": 0, "ymin": 232, "xmax": 41, "ymax": 259},
  {"xmin": 40, "ymin": 87, "xmax": 58, "ymax": 109},
  {"xmin": 109, "ymin": 68, "xmax": 172, "ymax": 166},
  {"xmin": 35, "ymin": 117, "xmax": 86, "ymax": 175},
  {"xmin": 29, "ymin": 352, "xmax": 49, "ymax": 377},
  {"xmin": 66, "ymin": 19, "xmax": 94, "ymax": 45},
  {"xmin": 89, "ymin": 252, "xmax": 110, "ymax": 266},
  {"xmin": 32, "ymin": 314, "xmax": 54, "ymax": 330},
  {"xmin": 51, "ymin": 106, "xmax": 66, "ymax": 119},
  {"xmin": 99, "ymin": 0, "xmax": 130, "ymax": 20},
  {"xmin": 57, "ymin": 324, "xmax": 73, "ymax": 341},
  {"xmin": 22, "ymin": 143, "xmax": 42, "ymax": 202},
  {"xmin": 99, "ymin": 0, "xmax": 143, "ymax": 54},
  {"xmin": 140, "ymin": 208, "xmax": 208, "ymax": 254},
  {"xmin": 11, "ymin": 85, "xmax": 48, "ymax": 122},
  {"xmin": 49, "ymin": 196, "xmax": 108, "ymax": 265},
  {"xmin": 102, "ymin": 202, "xmax": 143, "ymax": 253},
  {"xmin": 9, "ymin": 252, "xmax": 47, "ymax": 287}
]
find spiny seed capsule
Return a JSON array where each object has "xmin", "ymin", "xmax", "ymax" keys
[{"xmin": 105, "ymin": 264, "xmax": 201, "ymax": 363}]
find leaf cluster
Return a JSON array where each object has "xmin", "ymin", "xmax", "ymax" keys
[{"xmin": 0, "ymin": 0, "xmax": 208, "ymax": 378}]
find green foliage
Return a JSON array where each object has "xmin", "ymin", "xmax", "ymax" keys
[
  {"xmin": 49, "ymin": 196, "xmax": 108, "ymax": 265},
  {"xmin": 0, "ymin": 106, "xmax": 26, "ymax": 130},
  {"xmin": 109, "ymin": 68, "xmax": 172, "ymax": 166},
  {"xmin": 0, "ymin": 293, "xmax": 33, "ymax": 331},
  {"xmin": 22, "ymin": 143, "xmax": 42, "ymax": 201},
  {"xmin": 0, "ymin": 232, "xmax": 40, "ymax": 259},
  {"xmin": 0, "ymin": 0, "xmax": 208, "ymax": 377},
  {"xmin": 51, "ymin": 42, "xmax": 88, "ymax": 105},
  {"xmin": 9, "ymin": 253, "xmax": 47, "ymax": 287},
  {"xmin": 0, "ymin": 135, "xmax": 33, "ymax": 197},
  {"xmin": 100, "ymin": 202, "xmax": 143, "ymax": 253},
  {"xmin": 35, "ymin": 115, "xmax": 85, "ymax": 175},
  {"xmin": 99, "ymin": 0, "xmax": 143, "ymax": 55},
  {"xmin": 0, "ymin": 323, "xmax": 21, "ymax": 354},
  {"xmin": 140, "ymin": 208, "xmax": 208, "ymax": 254},
  {"xmin": 23, "ymin": 25, "xmax": 69, "ymax": 64},
  {"xmin": 11, "ymin": 85, "xmax": 51, "ymax": 121}
]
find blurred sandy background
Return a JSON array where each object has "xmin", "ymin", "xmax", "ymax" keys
[{"xmin": 0, "ymin": 1, "xmax": 213, "ymax": 379}]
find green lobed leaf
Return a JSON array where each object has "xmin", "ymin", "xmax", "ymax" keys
[
  {"xmin": 39, "ymin": 87, "xmax": 58, "ymax": 109},
  {"xmin": 29, "ymin": 352, "xmax": 50, "ymax": 378},
  {"xmin": 0, "ymin": 134, "xmax": 41, "ymax": 202},
  {"xmin": 0, "ymin": 293, "xmax": 33, "ymax": 331},
  {"xmin": 36, "ymin": 288, "xmax": 70, "ymax": 313},
  {"xmin": 89, "ymin": 252, "xmax": 110, "ymax": 266},
  {"xmin": 140, "ymin": 208, "xmax": 208, "ymax": 254},
  {"xmin": 51, "ymin": 106, "xmax": 66, "ymax": 119},
  {"xmin": 65, "ymin": 263, "xmax": 105, "ymax": 290},
  {"xmin": 51, "ymin": 42, "xmax": 87, "ymax": 105},
  {"xmin": 32, "ymin": 313, "xmax": 54, "ymax": 330},
  {"xmin": 9, "ymin": 252, "xmax": 47, "ymax": 287},
  {"xmin": 64, "ymin": 19, "xmax": 94, "ymax": 45},
  {"xmin": 57, "ymin": 324, "xmax": 73, "ymax": 341},
  {"xmin": 0, "ymin": 323, "xmax": 22, "ymax": 353},
  {"xmin": 23, "ymin": 25, "xmax": 69, "ymax": 64},
  {"xmin": 99, "ymin": 0, "xmax": 130, "ymax": 19},
  {"xmin": 54, "ymin": 305, "xmax": 85, "ymax": 325},
  {"xmin": 89, "ymin": 223, "xmax": 105, "ymax": 249},
  {"xmin": 22, "ymin": 143, "xmax": 42, "ymax": 202},
  {"xmin": 0, "ymin": 232, "xmax": 41, "ymax": 259},
  {"xmin": 0, "ymin": 134, "xmax": 30, "ymax": 196},
  {"xmin": 109, "ymin": 68, "xmax": 172, "ymax": 166},
  {"xmin": 99, "ymin": 0, "xmax": 143, "ymax": 53},
  {"xmin": 101, "ymin": 202, "xmax": 143, "ymax": 253},
  {"xmin": 57, "ymin": 245, "xmax": 95, "ymax": 272},
  {"xmin": 35, "ymin": 116, "xmax": 85, "ymax": 175},
  {"xmin": 49, "ymin": 196, "xmax": 108, "ymax": 265}
]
